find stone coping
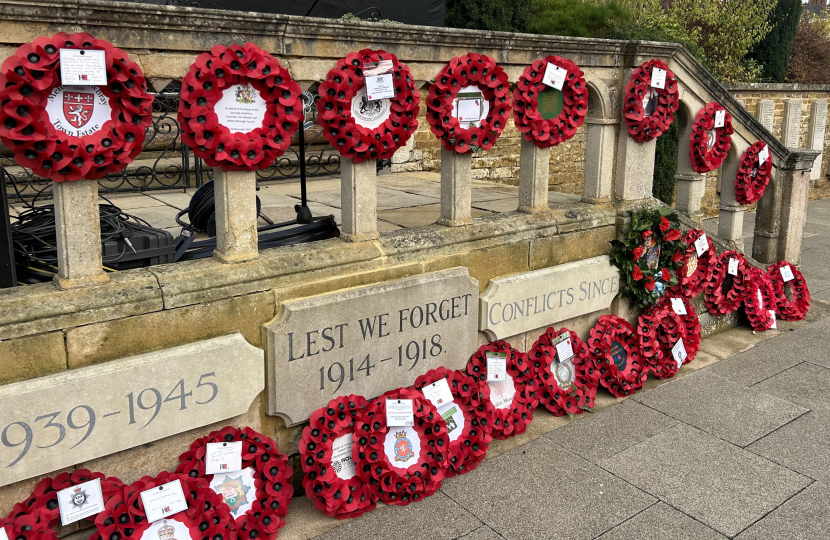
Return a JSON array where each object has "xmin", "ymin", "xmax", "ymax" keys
[{"xmin": 726, "ymin": 82, "xmax": 830, "ymax": 92}]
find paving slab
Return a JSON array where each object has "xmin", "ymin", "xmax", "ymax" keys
[
  {"xmin": 705, "ymin": 347, "xmax": 804, "ymax": 387},
  {"xmin": 748, "ymin": 412, "xmax": 830, "ymax": 483},
  {"xmin": 597, "ymin": 502, "xmax": 727, "ymax": 540},
  {"xmin": 104, "ymin": 192, "xmax": 167, "ymax": 211},
  {"xmin": 440, "ymin": 437, "xmax": 655, "ymax": 540},
  {"xmin": 376, "ymin": 203, "xmax": 492, "ymax": 228},
  {"xmin": 751, "ymin": 361, "xmax": 830, "ymax": 412},
  {"xmin": 457, "ymin": 526, "xmax": 505, "ymax": 540},
  {"xmin": 146, "ymin": 190, "xmax": 193, "ymax": 210},
  {"xmin": 546, "ymin": 399, "xmax": 677, "ymax": 463},
  {"xmin": 735, "ymin": 481, "xmax": 828, "ymax": 540},
  {"xmin": 126, "ymin": 203, "xmax": 180, "ymax": 229},
  {"xmin": 631, "ymin": 370, "xmax": 808, "ymax": 447},
  {"xmin": 599, "ymin": 423, "xmax": 812, "ymax": 538},
  {"xmin": 697, "ymin": 326, "xmax": 765, "ymax": 360},
  {"xmin": 471, "ymin": 198, "xmax": 520, "ymax": 213}
]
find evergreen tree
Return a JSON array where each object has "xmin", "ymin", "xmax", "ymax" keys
[
  {"xmin": 748, "ymin": 0, "xmax": 803, "ymax": 82},
  {"xmin": 445, "ymin": 0, "xmax": 533, "ymax": 33},
  {"xmin": 653, "ymin": 121, "xmax": 679, "ymax": 206}
]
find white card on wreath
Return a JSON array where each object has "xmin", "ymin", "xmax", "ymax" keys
[
  {"xmin": 60, "ymin": 49, "xmax": 107, "ymax": 86},
  {"xmin": 330, "ymin": 433, "xmax": 357, "ymax": 480},
  {"xmin": 758, "ymin": 145, "xmax": 769, "ymax": 166},
  {"xmin": 363, "ymin": 60, "xmax": 395, "ymax": 101},
  {"xmin": 694, "ymin": 234, "xmax": 709, "ymax": 256},
  {"xmin": 422, "ymin": 377, "xmax": 454, "ymax": 409},
  {"xmin": 769, "ymin": 310, "xmax": 777, "ymax": 329},
  {"xmin": 140, "ymin": 480, "xmax": 189, "ymax": 523},
  {"xmin": 386, "ymin": 399, "xmax": 414, "ymax": 427},
  {"xmin": 728, "ymin": 258, "xmax": 739, "ymax": 276},
  {"xmin": 205, "ymin": 441, "xmax": 243, "ymax": 475},
  {"xmin": 670, "ymin": 297, "xmax": 687, "ymax": 316},
  {"xmin": 542, "ymin": 62, "xmax": 567, "ymax": 91},
  {"xmin": 780, "ymin": 265, "xmax": 795, "ymax": 282},
  {"xmin": 671, "ymin": 339, "xmax": 687, "ymax": 368},
  {"xmin": 715, "ymin": 109, "xmax": 726, "ymax": 128},
  {"xmin": 555, "ymin": 337, "xmax": 575, "ymax": 363},
  {"xmin": 650, "ymin": 67, "xmax": 666, "ymax": 89},
  {"xmin": 486, "ymin": 352, "xmax": 508, "ymax": 382},
  {"xmin": 0, "ymin": 525, "xmax": 8, "ymax": 540},
  {"xmin": 57, "ymin": 478, "xmax": 104, "ymax": 526}
]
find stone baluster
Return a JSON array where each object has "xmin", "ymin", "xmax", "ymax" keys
[
  {"xmin": 583, "ymin": 118, "xmax": 615, "ymax": 203},
  {"xmin": 717, "ymin": 141, "xmax": 749, "ymax": 251},
  {"xmin": 614, "ymin": 134, "xmax": 655, "ymax": 202},
  {"xmin": 53, "ymin": 179, "xmax": 109, "ymax": 289},
  {"xmin": 340, "ymin": 158, "xmax": 379, "ymax": 242},
  {"xmin": 212, "ymin": 168, "xmax": 259, "ymax": 262},
  {"xmin": 518, "ymin": 138, "xmax": 550, "ymax": 213},
  {"xmin": 438, "ymin": 148, "xmax": 473, "ymax": 226}
]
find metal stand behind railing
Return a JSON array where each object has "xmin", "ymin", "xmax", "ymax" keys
[{"xmin": 0, "ymin": 167, "xmax": 17, "ymax": 288}]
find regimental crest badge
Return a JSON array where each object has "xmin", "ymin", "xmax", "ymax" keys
[
  {"xmin": 63, "ymin": 91, "xmax": 94, "ymax": 129},
  {"xmin": 70, "ymin": 486, "xmax": 89, "ymax": 509},
  {"xmin": 157, "ymin": 520, "xmax": 176, "ymax": 540},
  {"xmin": 685, "ymin": 253, "xmax": 698, "ymax": 277},
  {"xmin": 216, "ymin": 475, "xmax": 251, "ymax": 515},
  {"xmin": 393, "ymin": 430, "xmax": 415, "ymax": 463},
  {"xmin": 554, "ymin": 361, "xmax": 574, "ymax": 389},
  {"xmin": 610, "ymin": 340, "xmax": 628, "ymax": 371},
  {"xmin": 235, "ymin": 84, "xmax": 257, "ymax": 104}
]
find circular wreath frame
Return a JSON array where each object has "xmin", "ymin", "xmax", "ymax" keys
[
  {"xmin": 637, "ymin": 296, "xmax": 700, "ymax": 379},
  {"xmin": 413, "ymin": 367, "xmax": 494, "ymax": 477},
  {"xmin": 511, "ymin": 56, "xmax": 588, "ymax": 148},
  {"xmin": 175, "ymin": 426, "xmax": 293, "ymax": 536},
  {"xmin": 528, "ymin": 327, "xmax": 597, "ymax": 416},
  {"xmin": 0, "ymin": 32, "xmax": 154, "ymax": 181},
  {"xmin": 465, "ymin": 341, "xmax": 538, "ymax": 440},
  {"xmin": 690, "ymin": 102, "xmax": 733, "ymax": 173},
  {"xmin": 300, "ymin": 395, "xmax": 377, "ymax": 520},
  {"xmin": 609, "ymin": 207, "xmax": 687, "ymax": 307},
  {"xmin": 670, "ymin": 228, "xmax": 716, "ymax": 298},
  {"xmin": 587, "ymin": 315, "xmax": 647, "ymax": 398},
  {"xmin": 622, "ymin": 59, "xmax": 679, "ymax": 142},
  {"xmin": 427, "ymin": 53, "xmax": 510, "ymax": 153},
  {"xmin": 735, "ymin": 141, "xmax": 773, "ymax": 205},
  {"xmin": 317, "ymin": 49, "xmax": 419, "ymax": 163},
  {"xmin": 354, "ymin": 387, "xmax": 449, "ymax": 506},
  {"xmin": 704, "ymin": 250, "xmax": 748, "ymax": 316},
  {"xmin": 744, "ymin": 266, "xmax": 777, "ymax": 331},
  {"xmin": 768, "ymin": 261, "xmax": 811, "ymax": 321},
  {"xmin": 179, "ymin": 43, "xmax": 301, "ymax": 171}
]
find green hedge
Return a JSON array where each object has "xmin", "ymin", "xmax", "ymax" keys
[
  {"xmin": 445, "ymin": 0, "xmax": 533, "ymax": 33},
  {"xmin": 652, "ymin": 121, "xmax": 679, "ymax": 206}
]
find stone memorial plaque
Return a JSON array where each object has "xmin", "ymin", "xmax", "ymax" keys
[
  {"xmin": 809, "ymin": 99, "xmax": 827, "ymax": 180},
  {"xmin": 0, "ymin": 334, "xmax": 264, "ymax": 487},
  {"xmin": 783, "ymin": 99, "xmax": 802, "ymax": 148},
  {"xmin": 265, "ymin": 269, "xmax": 479, "ymax": 425},
  {"xmin": 480, "ymin": 255, "xmax": 619, "ymax": 340},
  {"xmin": 758, "ymin": 100, "xmax": 774, "ymax": 132}
]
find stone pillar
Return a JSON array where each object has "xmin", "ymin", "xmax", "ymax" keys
[
  {"xmin": 583, "ymin": 118, "xmax": 615, "ymax": 203},
  {"xmin": 757, "ymin": 100, "xmax": 774, "ymax": 132},
  {"xmin": 438, "ymin": 148, "xmax": 473, "ymax": 226},
  {"xmin": 808, "ymin": 99, "xmax": 827, "ymax": 180},
  {"xmin": 718, "ymin": 141, "xmax": 750, "ymax": 251},
  {"xmin": 753, "ymin": 169, "xmax": 781, "ymax": 264},
  {"xmin": 614, "ymin": 135, "xmax": 656, "ymax": 201},
  {"xmin": 340, "ymin": 157, "xmax": 379, "ymax": 242},
  {"xmin": 674, "ymin": 113, "xmax": 706, "ymax": 224},
  {"xmin": 782, "ymin": 99, "xmax": 802, "ymax": 148},
  {"xmin": 518, "ymin": 138, "xmax": 550, "ymax": 213},
  {"xmin": 213, "ymin": 168, "xmax": 259, "ymax": 263},
  {"xmin": 778, "ymin": 167, "xmax": 812, "ymax": 264},
  {"xmin": 53, "ymin": 179, "xmax": 108, "ymax": 289}
]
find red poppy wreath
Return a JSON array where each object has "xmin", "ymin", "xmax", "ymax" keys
[
  {"xmin": 743, "ymin": 266, "xmax": 777, "ymax": 331},
  {"xmin": 735, "ymin": 141, "xmax": 773, "ymax": 205},
  {"xmin": 690, "ymin": 102, "xmax": 733, "ymax": 173},
  {"xmin": 91, "ymin": 472, "xmax": 233, "ymax": 540},
  {"xmin": 300, "ymin": 395, "xmax": 377, "ymax": 520},
  {"xmin": 179, "ymin": 43, "xmax": 301, "ymax": 171},
  {"xmin": 427, "ymin": 53, "xmax": 510, "ymax": 153},
  {"xmin": 622, "ymin": 59, "xmax": 679, "ymax": 142},
  {"xmin": 316, "ymin": 49, "xmax": 419, "ymax": 163},
  {"xmin": 528, "ymin": 327, "xmax": 597, "ymax": 417},
  {"xmin": 670, "ymin": 228, "xmax": 716, "ymax": 298},
  {"xmin": 768, "ymin": 260, "xmax": 810, "ymax": 321},
  {"xmin": 465, "ymin": 341, "xmax": 538, "ymax": 440},
  {"xmin": 704, "ymin": 250, "xmax": 747, "ymax": 316},
  {"xmin": 413, "ymin": 367, "xmax": 494, "ymax": 477},
  {"xmin": 511, "ymin": 56, "xmax": 588, "ymax": 148},
  {"xmin": 1, "ymin": 508, "xmax": 54, "ymax": 540},
  {"xmin": 0, "ymin": 32, "xmax": 153, "ymax": 181},
  {"xmin": 175, "ymin": 426, "xmax": 293, "ymax": 538},
  {"xmin": 637, "ymin": 296, "xmax": 700, "ymax": 379},
  {"xmin": 353, "ymin": 387, "xmax": 449, "ymax": 506},
  {"xmin": 587, "ymin": 315, "xmax": 647, "ymax": 398}
]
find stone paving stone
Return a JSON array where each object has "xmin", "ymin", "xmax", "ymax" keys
[
  {"xmin": 597, "ymin": 503, "xmax": 727, "ymax": 540},
  {"xmin": 705, "ymin": 348, "xmax": 803, "ymax": 387},
  {"xmin": 377, "ymin": 203, "xmax": 492, "ymax": 228},
  {"xmin": 599, "ymin": 423, "xmax": 811, "ymax": 538},
  {"xmin": 471, "ymin": 198, "xmax": 520, "ymax": 213},
  {"xmin": 146, "ymin": 190, "xmax": 194, "ymax": 210},
  {"xmin": 457, "ymin": 526, "xmax": 505, "ymax": 540},
  {"xmin": 546, "ymin": 399, "xmax": 677, "ymax": 463},
  {"xmin": 104, "ymin": 192, "xmax": 168, "ymax": 211},
  {"xmin": 312, "ymin": 491, "xmax": 481, "ymax": 540},
  {"xmin": 440, "ymin": 437, "xmax": 655, "ymax": 540},
  {"xmin": 752, "ymin": 361, "xmax": 830, "ymax": 412},
  {"xmin": 631, "ymin": 370, "xmax": 808, "ymax": 447},
  {"xmin": 748, "ymin": 412, "xmax": 830, "ymax": 483},
  {"xmin": 735, "ymin": 481, "xmax": 829, "ymax": 539}
]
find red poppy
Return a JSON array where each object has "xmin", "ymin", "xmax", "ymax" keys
[
  {"xmin": 661, "ymin": 268, "xmax": 670, "ymax": 281},
  {"xmin": 660, "ymin": 216, "xmax": 671, "ymax": 232},
  {"xmin": 632, "ymin": 266, "xmax": 644, "ymax": 281},
  {"xmin": 664, "ymin": 229, "xmax": 681, "ymax": 241},
  {"xmin": 632, "ymin": 246, "xmax": 644, "ymax": 260},
  {"xmin": 645, "ymin": 277, "xmax": 656, "ymax": 291},
  {"xmin": 642, "ymin": 230, "xmax": 653, "ymax": 238},
  {"xmin": 672, "ymin": 250, "xmax": 684, "ymax": 263}
]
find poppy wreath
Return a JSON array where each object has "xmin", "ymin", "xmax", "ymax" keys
[
  {"xmin": 587, "ymin": 315, "xmax": 647, "ymax": 398},
  {"xmin": 768, "ymin": 260, "xmax": 811, "ymax": 321},
  {"xmin": 299, "ymin": 395, "xmax": 377, "ymax": 520},
  {"xmin": 527, "ymin": 327, "xmax": 597, "ymax": 417},
  {"xmin": 179, "ymin": 43, "xmax": 301, "ymax": 171},
  {"xmin": 92, "ymin": 472, "xmax": 233, "ymax": 540},
  {"xmin": 413, "ymin": 367, "xmax": 494, "ymax": 477},
  {"xmin": 637, "ymin": 296, "xmax": 700, "ymax": 379},
  {"xmin": 669, "ymin": 228, "xmax": 716, "ymax": 298},
  {"xmin": 689, "ymin": 102, "xmax": 733, "ymax": 173},
  {"xmin": 1, "ymin": 508, "xmax": 55, "ymax": 540},
  {"xmin": 609, "ymin": 207, "xmax": 687, "ymax": 307},
  {"xmin": 353, "ymin": 387, "xmax": 449, "ymax": 506},
  {"xmin": 426, "ymin": 53, "xmax": 510, "ymax": 153},
  {"xmin": 743, "ymin": 266, "xmax": 777, "ymax": 331},
  {"xmin": 175, "ymin": 426, "xmax": 293, "ymax": 537},
  {"xmin": 622, "ymin": 59, "xmax": 679, "ymax": 142},
  {"xmin": 316, "ymin": 49, "xmax": 419, "ymax": 163},
  {"xmin": 704, "ymin": 250, "xmax": 748, "ymax": 316},
  {"xmin": 0, "ymin": 32, "xmax": 154, "ymax": 181},
  {"xmin": 465, "ymin": 341, "xmax": 539, "ymax": 440},
  {"xmin": 735, "ymin": 141, "xmax": 773, "ymax": 205},
  {"xmin": 15, "ymin": 470, "xmax": 125, "ymax": 529},
  {"xmin": 511, "ymin": 56, "xmax": 588, "ymax": 148}
]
